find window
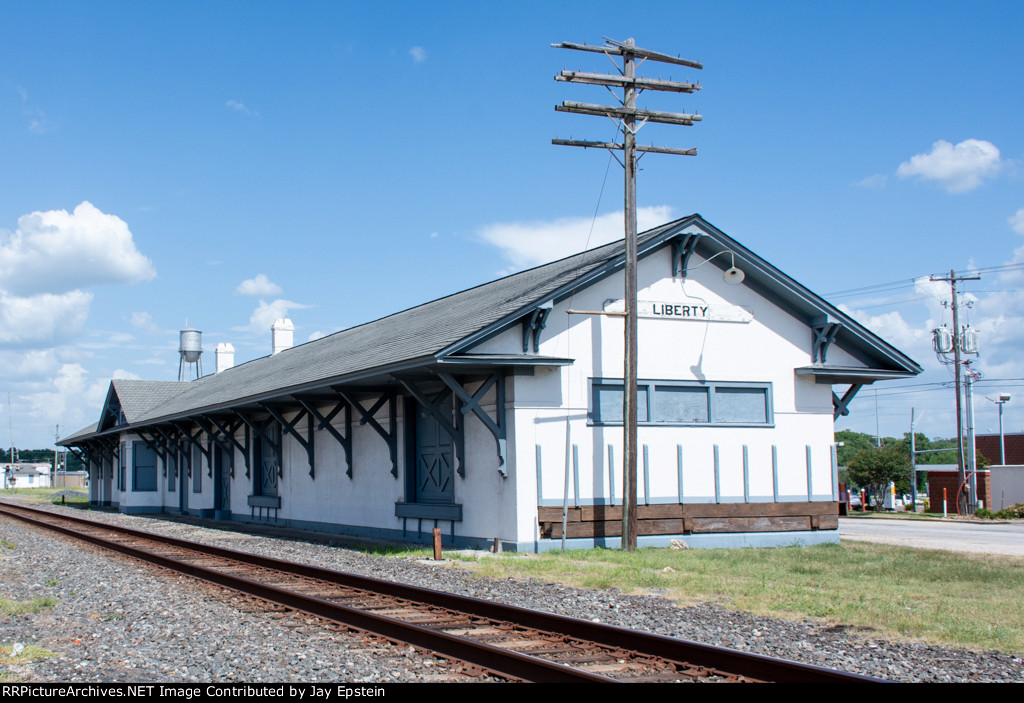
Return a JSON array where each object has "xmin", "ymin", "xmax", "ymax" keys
[
  {"xmin": 192, "ymin": 445, "xmax": 202, "ymax": 493},
  {"xmin": 591, "ymin": 379, "xmax": 772, "ymax": 427},
  {"xmin": 132, "ymin": 441, "xmax": 158, "ymax": 491}
]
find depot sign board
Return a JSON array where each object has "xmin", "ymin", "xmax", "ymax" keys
[{"xmin": 603, "ymin": 299, "xmax": 753, "ymax": 323}]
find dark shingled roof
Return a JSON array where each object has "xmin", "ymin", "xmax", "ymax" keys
[{"xmin": 60, "ymin": 214, "xmax": 921, "ymax": 445}]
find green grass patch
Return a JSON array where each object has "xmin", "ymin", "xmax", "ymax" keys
[
  {"xmin": 0, "ymin": 597, "xmax": 58, "ymax": 616},
  {"xmin": 464, "ymin": 542, "xmax": 1024, "ymax": 654},
  {"xmin": 0, "ymin": 539, "xmax": 14, "ymax": 550},
  {"xmin": 0, "ymin": 643, "xmax": 58, "ymax": 680}
]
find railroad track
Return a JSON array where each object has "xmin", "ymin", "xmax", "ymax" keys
[{"xmin": 0, "ymin": 502, "xmax": 881, "ymax": 683}]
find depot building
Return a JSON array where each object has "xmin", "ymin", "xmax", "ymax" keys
[{"xmin": 60, "ymin": 214, "xmax": 920, "ymax": 551}]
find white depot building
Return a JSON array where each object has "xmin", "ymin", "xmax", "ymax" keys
[{"xmin": 61, "ymin": 215, "xmax": 920, "ymax": 551}]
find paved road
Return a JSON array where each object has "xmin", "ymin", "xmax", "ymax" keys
[{"xmin": 839, "ymin": 516, "xmax": 1024, "ymax": 557}]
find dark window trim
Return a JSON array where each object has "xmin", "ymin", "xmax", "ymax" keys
[{"xmin": 589, "ymin": 377, "xmax": 774, "ymax": 428}]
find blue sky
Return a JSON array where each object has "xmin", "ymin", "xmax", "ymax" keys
[{"xmin": 2, "ymin": 1, "xmax": 1023, "ymax": 450}]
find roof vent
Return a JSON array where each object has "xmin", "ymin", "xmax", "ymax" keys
[{"xmin": 271, "ymin": 318, "xmax": 294, "ymax": 355}]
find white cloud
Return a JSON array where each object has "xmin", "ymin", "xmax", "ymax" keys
[
  {"xmin": 409, "ymin": 46, "xmax": 427, "ymax": 63},
  {"xmin": 0, "ymin": 201, "xmax": 155, "ymax": 295},
  {"xmin": 236, "ymin": 273, "xmax": 283, "ymax": 297},
  {"xmin": 235, "ymin": 299, "xmax": 312, "ymax": 335},
  {"xmin": 129, "ymin": 311, "xmax": 162, "ymax": 334},
  {"xmin": 0, "ymin": 290, "xmax": 92, "ymax": 345},
  {"xmin": 226, "ymin": 100, "xmax": 257, "ymax": 117},
  {"xmin": 477, "ymin": 206, "xmax": 676, "ymax": 270},
  {"xmin": 896, "ymin": 139, "xmax": 1001, "ymax": 194},
  {"xmin": 1008, "ymin": 208, "xmax": 1024, "ymax": 235},
  {"xmin": 854, "ymin": 174, "xmax": 887, "ymax": 189}
]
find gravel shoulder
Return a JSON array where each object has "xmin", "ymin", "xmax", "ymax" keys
[{"xmin": 1, "ymin": 499, "xmax": 1021, "ymax": 683}]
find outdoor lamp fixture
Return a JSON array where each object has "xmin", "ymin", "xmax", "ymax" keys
[{"xmin": 687, "ymin": 249, "xmax": 745, "ymax": 284}]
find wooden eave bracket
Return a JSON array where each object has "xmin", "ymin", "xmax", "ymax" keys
[
  {"xmin": 297, "ymin": 398, "xmax": 352, "ymax": 479},
  {"xmin": 671, "ymin": 233, "xmax": 700, "ymax": 279},
  {"xmin": 171, "ymin": 421, "xmax": 211, "ymax": 476},
  {"xmin": 811, "ymin": 315, "xmax": 843, "ymax": 364},
  {"xmin": 203, "ymin": 415, "xmax": 247, "ymax": 479},
  {"xmin": 332, "ymin": 388, "xmax": 398, "ymax": 478},
  {"xmin": 521, "ymin": 304, "xmax": 553, "ymax": 354},
  {"xmin": 832, "ymin": 384, "xmax": 863, "ymax": 421},
  {"xmin": 398, "ymin": 378, "xmax": 466, "ymax": 478},
  {"xmin": 436, "ymin": 371, "xmax": 508, "ymax": 476},
  {"xmin": 260, "ymin": 404, "xmax": 315, "ymax": 478}
]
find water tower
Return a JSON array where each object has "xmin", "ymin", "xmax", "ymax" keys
[{"xmin": 178, "ymin": 326, "xmax": 203, "ymax": 381}]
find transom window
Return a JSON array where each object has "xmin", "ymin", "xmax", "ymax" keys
[{"xmin": 591, "ymin": 379, "xmax": 772, "ymax": 426}]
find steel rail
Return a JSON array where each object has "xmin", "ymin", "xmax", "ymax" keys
[
  {"xmin": 0, "ymin": 503, "xmax": 883, "ymax": 683},
  {"xmin": 0, "ymin": 504, "xmax": 613, "ymax": 683}
]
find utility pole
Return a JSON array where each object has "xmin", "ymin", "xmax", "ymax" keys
[
  {"xmin": 931, "ymin": 270, "xmax": 981, "ymax": 515},
  {"xmin": 553, "ymin": 37, "xmax": 702, "ymax": 549}
]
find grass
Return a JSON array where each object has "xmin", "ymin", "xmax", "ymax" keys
[
  {"xmin": 455, "ymin": 542, "xmax": 1024, "ymax": 654},
  {"xmin": 0, "ymin": 643, "xmax": 58, "ymax": 680},
  {"xmin": 0, "ymin": 596, "xmax": 58, "ymax": 617},
  {"xmin": 0, "ymin": 486, "xmax": 89, "ymax": 505}
]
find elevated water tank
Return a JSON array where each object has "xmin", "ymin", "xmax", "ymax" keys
[{"xmin": 179, "ymin": 327, "xmax": 203, "ymax": 380}]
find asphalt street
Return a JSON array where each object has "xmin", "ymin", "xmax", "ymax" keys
[{"xmin": 839, "ymin": 516, "xmax": 1024, "ymax": 557}]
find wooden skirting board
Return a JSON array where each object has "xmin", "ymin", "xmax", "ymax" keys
[{"xmin": 537, "ymin": 502, "xmax": 839, "ymax": 539}]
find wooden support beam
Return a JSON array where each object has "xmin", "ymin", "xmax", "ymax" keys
[
  {"xmin": 136, "ymin": 430, "xmax": 167, "ymax": 475},
  {"xmin": 557, "ymin": 101, "xmax": 701, "ymax": 125},
  {"xmin": 297, "ymin": 398, "xmax": 351, "ymax": 479},
  {"xmin": 555, "ymin": 70, "xmax": 700, "ymax": 93},
  {"xmin": 172, "ymin": 421, "xmax": 210, "ymax": 469},
  {"xmin": 671, "ymin": 233, "xmax": 700, "ymax": 279},
  {"xmin": 551, "ymin": 139, "xmax": 697, "ymax": 156},
  {"xmin": 333, "ymin": 388, "xmax": 398, "ymax": 477},
  {"xmin": 552, "ymin": 40, "xmax": 704, "ymax": 69},
  {"xmin": 833, "ymin": 384, "xmax": 863, "ymax": 420},
  {"xmin": 205, "ymin": 416, "xmax": 247, "ymax": 479},
  {"xmin": 260, "ymin": 404, "xmax": 314, "ymax": 478},
  {"xmin": 521, "ymin": 305, "xmax": 552, "ymax": 354},
  {"xmin": 399, "ymin": 378, "xmax": 465, "ymax": 477},
  {"xmin": 436, "ymin": 371, "xmax": 507, "ymax": 474}
]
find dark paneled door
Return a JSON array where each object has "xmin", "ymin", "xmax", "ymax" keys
[{"xmin": 415, "ymin": 392, "xmax": 455, "ymax": 504}]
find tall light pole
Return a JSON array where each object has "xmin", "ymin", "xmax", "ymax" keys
[{"xmin": 995, "ymin": 393, "xmax": 1011, "ymax": 464}]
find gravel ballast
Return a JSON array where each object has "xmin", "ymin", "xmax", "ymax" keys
[{"xmin": 1, "ymin": 499, "xmax": 1021, "ymax": 683}]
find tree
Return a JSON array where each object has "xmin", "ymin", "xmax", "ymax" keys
[{"xmin": 846, "ymin": 445, "xmax": 911, "ymax": 509}]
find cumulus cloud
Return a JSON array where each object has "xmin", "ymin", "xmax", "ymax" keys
[
  {"xmin": 235, "ymin": 299, "xmax": 312, "ymax": 335},
  {"xmin": 0, "ymin": 201, "xmax": 155, "ymax": 295},
  {"xmin": 0, "ymin": 290, "xmax": 92, "ymax": 345},
  {"xmin": 409, "ymin": 46, "xmax": 427, "ymax": 63},
  {"xmin": 896, "ymin": 139, "xmax": 1001, "ymax": 194},
  {"xmin": 477, "ymin": 206, "xmax": 676, "ymax": 271},
  {"xmin": 1008, "ymin": 208, "xmax": 1024, "ymax": 235},
  {"xmin": 236, "ymin": 273, "xmax": 283, "ymax": 297}
]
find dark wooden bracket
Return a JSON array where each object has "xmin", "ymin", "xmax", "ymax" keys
[
  {"xmin": 521, "ymin": 304, "xmax": 553, "ymax": 353},
  {"xmin": 260, "ymin": 404, "xmax": 314, "ymax": 478},
  {"xmin": 172, "ymin": 422, "xmax": 210, "ymax": 476},
  {"xmin": 297, "ymin": 398, "xmax": 352, "ymax": 479},
  {"xmin": 671, "ymin": 233, "xmax": 700, "ymax": 279},
  {"xmin": 833, "ymin": 384, "xmax": 863, "ymax": 420},
  {"xmin": 333, "ymin": 388, "xmax": 398, "ymax": 478},
  {"xmin": 201, "ymin": 416, "xmax": 247, "ymax": 479},
  {"xmin": 233, "ymin": 412, "xmax": 264, "ymax": 479},
  {"xmin": 811, "ymin": 315, "xmax": 842, "ymax": 364},
  {"xmin": 437, "ymin": 371, "xmax": 507, "ymax": 475},
  {"xmin": 399, "ymin": 378, "xmax": 465, "ymax": 478}
]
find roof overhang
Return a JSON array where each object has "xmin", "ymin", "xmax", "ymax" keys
[{"xmin": 795, "ymin": 365, "xmax": 915, "ymax": 385}]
